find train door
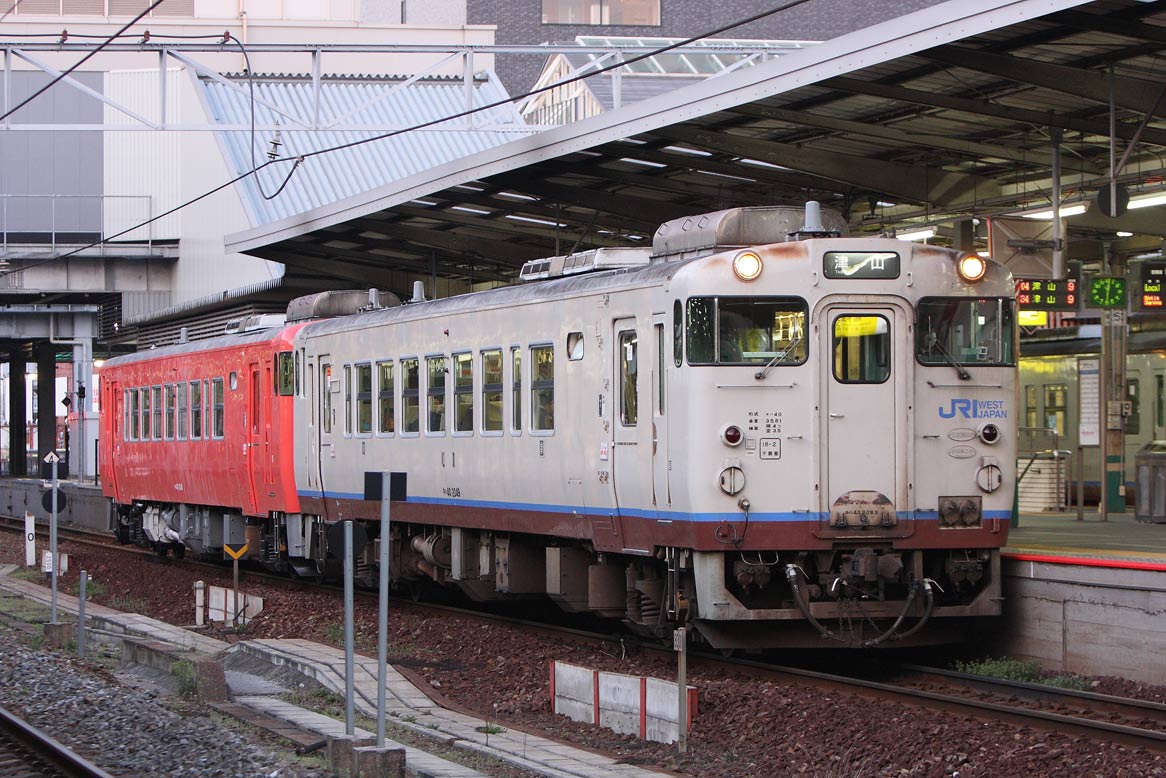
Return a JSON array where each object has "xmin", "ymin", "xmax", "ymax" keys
[
  {"xmin": 819, "ymin": 304, "xmax": 909, "ymax": 530},
  {"xmin": 651, "ymin": 316, "xmax": 671, "ymax": 511},
  {"xmin": 317, "ymin": 357, "xmax": 333, "ymax": 499},
  {"xmin": 1156, "ymin": 369, "xmax": 1166, "ymax": 440},
  {"xmin": 613, "ymin": 317, "xmax": 653, "ymax": 519},
  {"xmin": 245, "ymin": 361, "xmax": 262, "ymax": 511},
  {"xmin": 107, "ymin": 379, "xmax": 122, "ymax": 497}
]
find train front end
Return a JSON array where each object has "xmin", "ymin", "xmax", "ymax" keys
[{"xmin": 661, "ymin": 206, "xmax": 1015, "ymax": 649}]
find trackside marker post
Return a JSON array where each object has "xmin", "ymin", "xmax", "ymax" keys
[
  {"xmin": 77, "ymin": 570, "xmax": 88, "ymax": 657},
  {"xmin": 45, "ymin": 451, "xmax": 60, "ymax": 622},
  {"xmin": 223, "ymin": 543, "xmax": 248, "ymax": 627},
  {"xmin": 24, "ymin": 511, "xmax": 35, "ymax": 567}
]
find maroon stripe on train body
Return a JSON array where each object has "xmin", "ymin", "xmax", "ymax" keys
[{"xmin": 296, "ymin": 496, "xmax": 1008, "ymax": 553}]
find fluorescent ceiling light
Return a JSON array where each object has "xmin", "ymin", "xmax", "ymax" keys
[
  {"xmin": 1128, "ymin": 193, "xmax": 1166, "ymax": 210},
  {"xmin": 1116, "ymin": 231, "xmax": 1134, "ymax": 237},
  {"xmin": 897, "ymin": 228, "xmax": 935, "ymax": 241},
  {"xmin": 1021, "ymin": 203, "xmax": 1086, "ymax": 219}
]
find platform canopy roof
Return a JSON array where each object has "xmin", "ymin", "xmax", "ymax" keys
[{"xmin": 227, "ymin": 0, "xmax": 1166, "ymax": 288}]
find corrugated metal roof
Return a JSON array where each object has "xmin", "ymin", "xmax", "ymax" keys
[
  {"xmin": 227, "ymin": 0, "xmax": 1166, "ymax": 285},
  {"xmin": 201, "ymin": 72, "xmax": 539, "ymax": 225}
]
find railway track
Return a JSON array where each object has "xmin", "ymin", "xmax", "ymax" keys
[
  {"xmin": 0, "ymin": 704, "xmax": 116, "ymax": 778},
  {"xmin": 4, "ymin": 517, "xmax": 1164, "ymax": 754},
  {"xmin": 718, "ymin": 657, "xmax": 1166, "ymax": 753}
]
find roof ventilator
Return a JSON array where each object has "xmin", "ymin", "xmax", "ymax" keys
[{"xmin": 518, "ymin": 247, "xmax": 650, "ymax": 282}]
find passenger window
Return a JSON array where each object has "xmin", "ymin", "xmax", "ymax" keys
[
  {"xmin": 140, "ymin": 387, "xmax": 151, "ymax": 440},
  {"xmin": 152, "ymin": 386, "xmax": 163, "ymax": 440},
  {"xmin": 355, "ymin": 363, "xmax": 372, "ymax": 434},
  {"xmin": 619, "ymin": 331, "xmax": 638, "ymax": 425},
  {"xmin": 190, "ymin": 381, "xmax": 202, "ymax": 440},
  {"xmin": 212, "ymin": 378, "xmax": 225, "ymax": 438},
  {"xmin": 1127, "ymin": 378, "xmax": 1140, "ymax": 436},
  {"xmin": 482, "ymin": 349, "xmax": 503, "ymax": 433},
  {"xmin": 673, "ymin": 299, "xmax": 683, "ymax": 367},
  {"xmin": 1157, "ymin": 374, "xmax": 1165, "ymax": 429},
  {"xmin": 401, "ymin": 359, "xmax": 419, "ymax": 434},
  {"xmin": 454, "ymin": 352, "xmax": 473, "ymax": 433},
  {"xmin": 427, "ymin": 356, "xmax": 447, "ymax": 434},
  {"xmin": 130, "ymin": 389, "xmax": 140, "ymax": 440},
  {"xmin": 322, "ymin": 364, "xmax": 333, "ymax": 434},
  {"xmin": 1043, "ymin": 384, "xmax": 1066, "ymax": 435},
  {"xmin": 278, "ymin": 352, "xmax": 295, "ymax": 396},
  {"xmin": 531, "ymin": 345, "xmax": 554, "ymax": 431},
  {"xmin": 164, "ymin": 384, "xmax": 176, "ymax": 439},
  {"xmin": 511, "ymin": 347, "xmax": 522, "ymax": 434},
  {"xmin": 177, "ymin": 383, "xmax": 187, "ymax": 441},
  {"xmin": 377, "ymin": 361, "xmax": 394, "ymax": 434},
  {"xmin": 832, "ymin": 315, "xmax": 890, "ymax": 384}
]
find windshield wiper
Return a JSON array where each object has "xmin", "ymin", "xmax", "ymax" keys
[
  {"xmin": 755, "ymin": 334, "xmax": 803, "ymax": 380},
  {"xmin": 926, "ymin": 334, "xmax": 970, "ymax": 381}
]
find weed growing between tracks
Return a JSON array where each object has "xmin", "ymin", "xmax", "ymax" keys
[{"xmin": 955, "ymin": 657, "xmax": 1093, "ymax": 691}]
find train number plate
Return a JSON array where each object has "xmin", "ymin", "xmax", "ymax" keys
[{"xmin": 759, "ymin": 438, "xmax": 781, "ymax": 460}]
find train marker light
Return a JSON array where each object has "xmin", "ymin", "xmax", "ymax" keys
[
  {"xmin": 957, "ymin": 254, "xmax": 987, "ymax": 282},
  {"xmin": 733, "ymin": 251, "xmax": 763, "ymax": 281},
  {"xmin": 978, "ymin": 423, "xmax": 1000, "ymax": 445},
  {"xmin": 721, "ymin": 425, "xmax": 744, "ymax": 446}
]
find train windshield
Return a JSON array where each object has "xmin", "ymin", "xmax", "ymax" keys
[
  {"xmin": 686, "ymin": 297, "xmax": 807, "ymax": 366},
  {"xmin": 916, "ymin": 297, "xmax": 1016, "ymax": 368}
]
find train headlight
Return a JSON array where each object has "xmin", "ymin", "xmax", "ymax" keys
[
  {"xmin": 978, "ymin": 423, "xmax": 1001, "ymax": 445},
  {"xmin": 733, "ymin": 251, "xmax": 763, "ymax": 281},
  {"xmin": 957, "ymin": 253, "xmax": 987, "ymax": 282},
  {"xmin": 721, "ymin": 424, "xmax": 744, "ymax": 447}
]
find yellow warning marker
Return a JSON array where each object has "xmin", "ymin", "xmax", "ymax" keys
[{"xmin": 224, "ymin": 544, "xmax": 248, "ymax": 560}]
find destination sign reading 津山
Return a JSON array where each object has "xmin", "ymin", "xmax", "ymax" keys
[{"xmin": 823, "ymin": 252, "xmax": 900, "ymax": 279}]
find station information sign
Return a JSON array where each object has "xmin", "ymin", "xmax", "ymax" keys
[
  {"xmin": 1136, "ymin": 262, "xmax": 1166, "ymax": 310},
  {"xmin": 1014, "ymin": 276, "xmax": 1079, "ymax": 311}
]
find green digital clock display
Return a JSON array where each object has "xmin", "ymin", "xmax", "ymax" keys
[{"xmin": 1088, "ymin": 276, "xmax": 1127, "ymax": 309}]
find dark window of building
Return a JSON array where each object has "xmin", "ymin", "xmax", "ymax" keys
[{"xmin": 542, "ymin": 0, "xmax": 660, "ymax": 25}]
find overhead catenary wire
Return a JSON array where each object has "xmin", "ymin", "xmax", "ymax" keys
[
  {"xmin": 0, "ymin": 0, "xmax": 168, "ymax": 124},
  {"xmin": 0, "ymin": 0, "xmax": 816, "ymax": 280}
]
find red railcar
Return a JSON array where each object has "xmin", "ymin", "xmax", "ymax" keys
[{"xmin": 99, "ymin": 322, "xmax": 304, "ymax": 555}]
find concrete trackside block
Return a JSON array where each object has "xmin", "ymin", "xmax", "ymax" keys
[
  {"xmin": 327, "ymin": 733, "xmax": 376, "ymax": 777},
  {"xmin": 352, "ymin": 745, "xmax": 406, "ymax": 778},
  {"xmin": 44, "ymin": 621, "xmax": 74, "ymax": 648},
  {"xmin": 550, "ymin": 660, "xmax": 697, "ymax": 745}
]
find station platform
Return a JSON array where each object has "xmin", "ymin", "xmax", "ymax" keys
[
  {"xmin": 1008, "ymin": 510, "xmax": 1166, "ymax": 571},
  {"xmin": 0, "ymin": 564, "xmax": 669, "ymax": 778}
]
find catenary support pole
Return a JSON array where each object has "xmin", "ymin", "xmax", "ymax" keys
[
  {"xmin": 377, "ymin": 475, "xmax": 391, "ymax": 747},
  {"xmin": 344, "ymin": 520, "xmax": 355, "ymax": 736}
]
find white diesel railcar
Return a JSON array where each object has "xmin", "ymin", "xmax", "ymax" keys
[{"xmin": 287, "ymin": 204, "xmax": 1017, "ymax": 649}]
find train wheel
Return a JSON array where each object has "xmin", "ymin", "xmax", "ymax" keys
[{"xmin": 172, "ymin": 543, "xmax": 186, "ymax": 560}]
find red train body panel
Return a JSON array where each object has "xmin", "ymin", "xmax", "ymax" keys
[{"xmin": 99, "ymin": 324, "xmax": 305, "ymax": 519}]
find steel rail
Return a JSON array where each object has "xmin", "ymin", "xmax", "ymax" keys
[
  {"xmin": 0, "ymin": 704, "xmax": 116, "ymax": 778},
  {"xmin": 898, "ymin": 663, "xmax": 1166, "ymax": 728}
]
